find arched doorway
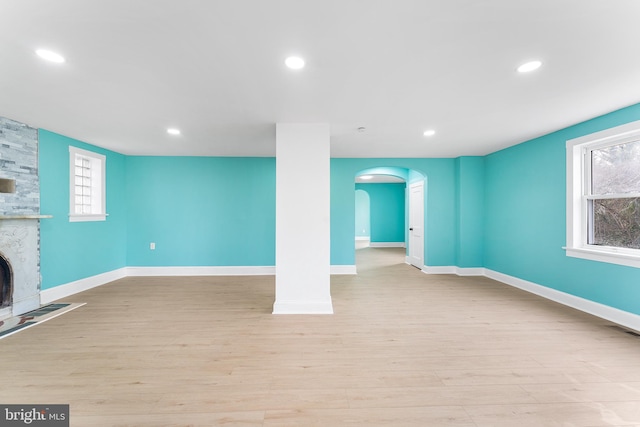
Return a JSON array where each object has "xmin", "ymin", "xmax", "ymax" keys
[{"xmin": 354, "ymin": 167, "xmax": 426, "ymax": 269}]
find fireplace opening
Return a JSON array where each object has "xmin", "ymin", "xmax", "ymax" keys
[{"xmin": 0, "ymin": 253, "xmax": 12, "ymax": 308}]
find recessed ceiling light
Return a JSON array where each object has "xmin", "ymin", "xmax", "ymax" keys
[
  {"xmin": 167, "ymin": 128, "xmax": 181, "ymax": 135},
  {"xmin": 517, "ymin": 60, "xmax": 542, "ymax": 73},
  {"xmin": 35, "ymin": 49, "xmax": 65, "ymax": 63},
  {"xmin": 357, "ymin": 127, "xmax": 366, "ymax": 133},
  {"xmin": 285, "ymin": 56, "xmax": 305, "ymax": 70},
  {"xmin": 360, "ymin": 175, "xmax": 373, "ymax": 180},
  {"xmin": 423, "ymin": 129, "xmax": 436, "ymax": 137}
]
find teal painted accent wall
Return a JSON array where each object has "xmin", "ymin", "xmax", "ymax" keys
[
  {"xmin": 38, "ymin": 129, "xmax": 127, "ymax": 290},
  {"xmin": 484, "ymin": 103, "xmax": 640, "ymax": 314},
  {"xmin": 455, "ymin": 157, "xmax": 484, "ymax": 267},
  {"xmin": 331, "ymin": 158, "xmax": 456, "ymax": 266},
  {"xmin": 125, "ymin": 156, "xmax": 276, "ymax": 266},
  {"xmin": 356, "ymin": 183, "xmax": 406, "ymax": 243}
]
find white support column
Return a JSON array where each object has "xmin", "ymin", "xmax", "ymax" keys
[{"xmin": 273, "ymin": 123, "xmax": 333, "ymax": 314}]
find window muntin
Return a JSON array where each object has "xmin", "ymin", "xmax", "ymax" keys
[
  {"xmin": 69, "ymin": 147, "xmax": 106, "ymax": 222},
  {"xmin": 586, "ymin": 139, "xmax": 640, "ymax": 250},
  {"xmin": 566, "ymin": 120, "xmax": 640, "ymax": 268},
  {"xmin": 74, "ymin": 155, "xmax": 92, "ymax": 214}
]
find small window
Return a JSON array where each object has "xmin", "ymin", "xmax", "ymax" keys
[
  {"xmin": 566, "ymin": 120, "xmax": 640, "ymax": 268},
  {"xmin": 69, "ymin": 146, "xmax": 106, "ymax": 222}
]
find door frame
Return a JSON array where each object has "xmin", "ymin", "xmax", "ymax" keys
[{"xmin": 407, "ymin": 181, "xmax": 424, "ymax": 268}]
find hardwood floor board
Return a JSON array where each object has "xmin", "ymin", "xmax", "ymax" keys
[
  {"xmin": 587, "ymin": 365, "xmax": 640, "ymax": 383},
  {"xmin": 436, "ymin": 366, "xmax": 612, "ymax": 386},
  {"xmin": 534, "ymin": 350, "xmax": 640, "ymax": 369},
  {"xmin": 71, "ymin": 411, "xmax": 265, "ymax": 427},
  {"xmin": 381, "ymin": 354, "xmax": 546, "ymax": 371},
  {"xmin": 263, "ymin": 406, "xmax": 476, "ymax": 427},
  {"xmin": 465, "ymin": 401, "xmax": 640, "ymax": 426},
  {"xmin": 67, "ymin": 394, "xmax": 164, "ymax": 416},
  {"xmin": 521, "ymin": 382, "xmax": 640, "ymax": 404},
  {"xmin": 155, "ymin": 387, "xmax": 350, "ymax": 413},
  {"xmin": 346, "ymin": 384, "xmax": 539, "ymax": 408}
]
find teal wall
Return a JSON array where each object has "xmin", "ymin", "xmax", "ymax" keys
[
  {"xmin": 484, "ymin": 103, "xmax": 640, "ymax": 314},
  {"xmin": 125, "ymin": 156, "xmax": 276, "ymax": 266},
  {"xmin": 39, "ymin": 129, "xmax": 127, "ymax": 290},
  {"xmin": 455, "ymin": 157, "xmax": 484, "ymax": 267},
  {"xmin": 356, "ymin": 183, "xmax": 406, "ymax": 243}
]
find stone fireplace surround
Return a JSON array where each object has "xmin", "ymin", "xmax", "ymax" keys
[
  {"xmin": 0, "ymin": 117, "xmax": 49, "ymax": 320},
  {"xmin": 0, "ymin": 218, "xmax": 42, "ymax": 319}
]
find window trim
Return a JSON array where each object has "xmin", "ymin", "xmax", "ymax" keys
[
  {"xmin": 69, "ymin": 146, "xmax": 107, "ymax": 222},
  {"xmin": 565, "ymin": 119, "xmax": 640, "ymax": 268}
]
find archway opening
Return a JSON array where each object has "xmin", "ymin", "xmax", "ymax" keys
[{"xmin": 354, "ymin": 167, "xmax": 425, "ymax": 270}]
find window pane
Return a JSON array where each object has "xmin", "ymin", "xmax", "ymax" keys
[
  {"xmin": 589, "ymin": 197, "xmax": 640, "ymax": 249},
  {"xmin": 591, "ymin": 139, "xmax": 640, "ymax": 195}
]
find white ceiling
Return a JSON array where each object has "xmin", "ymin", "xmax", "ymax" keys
[{"xmin": 2, "ymin": 1, "xmax": 640, "ymax": 158}]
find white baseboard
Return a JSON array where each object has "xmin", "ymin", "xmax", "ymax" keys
[
  {"xmin": 421, "ymin": 265, "xmax": 455, "ymax": 274},
  {"xmin": 421, "ymin": 265, "xmax": 485, "ymax": 276},
  {"xmin": 126, "ymin": 266, "xmax": 276, "ymax": 276},
  {"xmin": 484, "ymin": 269, "xmax": 640, "ymax": 333},
  {"xmin": 370, "ymin": 242, "xmax": 405, "ymax": 248},
  {"xmin": 40, "ymin": 268, "xmax": 128, "ymax": 304},
  {"xmin": 331, "ymin": 265, "xmax": 357, "ymax": 275},
  {"xmin": 456, "ymin": 267, "xmax": 486, "ymax": 276},
  {"xmin": 272, "ymin": 299, "xmax": 334, "ymax": 314}
]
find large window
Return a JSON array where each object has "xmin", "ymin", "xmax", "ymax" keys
[
  {"xmin": 69, "ymin": 146, "xmax": 106, "ymax": 222},
  {"xmin": 566, "ymin": 120, "xmax": 640, "ymax": 268}
]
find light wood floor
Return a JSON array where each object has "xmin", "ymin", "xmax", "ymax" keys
[{"xmin": 2, "ymin": 247, "xmax": 640, "ymax": 426}]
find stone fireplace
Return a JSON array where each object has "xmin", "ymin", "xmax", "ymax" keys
[{"xmin": 0, "ymin": 117, "xmax": 48, "ymax": 320}]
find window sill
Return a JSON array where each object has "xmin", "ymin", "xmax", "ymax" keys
[
  {"xmin": 69, "ymin": 214, "xmax": 107, "ymax": 223},
  {"xmin": 564, "ymin": 246, "xmax": 640, "ymax": 269}
]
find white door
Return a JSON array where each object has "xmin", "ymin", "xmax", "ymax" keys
[{"xmin": 408, "ymin": 182, "xmax": 424, "ymax": 268}]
